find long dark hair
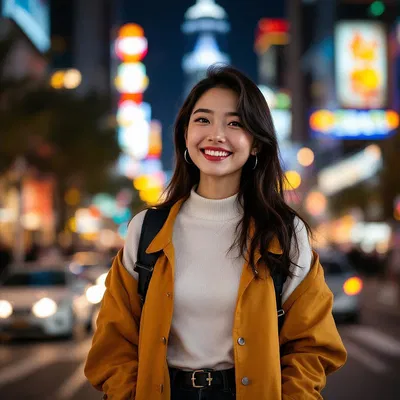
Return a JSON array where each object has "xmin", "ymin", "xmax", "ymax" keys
[{"xmin": 157, "ymin": 65, "xmax": 311, "ymax": 278}]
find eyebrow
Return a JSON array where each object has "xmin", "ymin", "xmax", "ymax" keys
[{"xmin": 192, "ymin": 108, "xmax": 240, "ymax": 117}]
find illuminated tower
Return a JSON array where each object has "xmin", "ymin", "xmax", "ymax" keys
[{"xmin": 182, "ymin": 0, "xmax": 230, "ymax": 96}]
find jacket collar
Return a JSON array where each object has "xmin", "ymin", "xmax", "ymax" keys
[
  {"xmin": 146, "ymin": 198, "xmax": 186, "ymax": 254},
  {"xmin": 146, "ymin": 197, "xmax": 284, "ymax": 257}
]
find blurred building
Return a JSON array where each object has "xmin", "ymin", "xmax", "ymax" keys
[
  {"xmin": 73, "ymin": 0, "xmax": 112, "ymax": 95},
  {"xmin": 255, "ymin": 16, "xmax": 312, "ymax": 208},
  {"xmin": 254, "ymin": 18, "xmax": 292, "ymax": 148},
  {"xmin": 50, "ymin": 0, "xmax": 113, "ymax": 95},
  {"xmin": 181, "ymin": 0, "xmax": 230, "ymax": 96},
  {"xmin": 0, "ymin": 0, "xmax": 49, "ymax": 80},
  {"xmin": 0, "ymin": 0, "xmax": 52, "ymax": 260},
  {"xmin": 292, "ymin": 0, "xmax": 400, "ymax": 252}
]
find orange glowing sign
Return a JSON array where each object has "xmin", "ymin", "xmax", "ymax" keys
[
  {"xmin": 23, "ymin": 178, "xmax": 54, "ymax": 226},
  {"xmin": 118, "ymin": 24, "xmax": 144, "ymax": 38},
  {"xmin": 335, "ymin": 21, "xmax": 388, "ymax": 109},
  {"xmin": 116, "ymin": 23, "xmax": 148, "ymax": 62}
]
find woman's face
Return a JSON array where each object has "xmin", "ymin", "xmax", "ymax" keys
[{"xmin": 185, "ymin": 87, "xmax": 255, "ymax": 188}]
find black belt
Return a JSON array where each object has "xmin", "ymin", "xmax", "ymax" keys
[{"xmin": 169, "ymin": 367, "xmax": 236, "ymax": 390}]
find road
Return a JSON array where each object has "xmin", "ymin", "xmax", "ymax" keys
[{"xmin": 1, "ymin": 281, "xmax": 399, "ymax": 400}]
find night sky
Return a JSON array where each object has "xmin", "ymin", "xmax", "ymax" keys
[{"xmin": 121, "ymin": 0, "xmax": 285, "ymax": 169}]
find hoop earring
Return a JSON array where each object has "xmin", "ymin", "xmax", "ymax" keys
[
  {"xmin": 252, "ymin": 154, "xmax": 258, "ymax": 170},
  {"xmin": 184, "ymin": 148, "xmax": 193, "ymax": 164}
]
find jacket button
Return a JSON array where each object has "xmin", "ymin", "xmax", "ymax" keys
[
  {"xmin": 241, "ymin": 377, "xmax": 250, "ymax": 386},
  {"xmin": 159, "ymin": 384, "xmax": 164, "ymax": 393},
  {"xmin": 161, "ymin": 337, "xmax": 167, "ymax": 344},
  {"xmin": 237, "ymin": 337, "xmax": 245, "ymax": 346},
  {"xmin": 166, "ymin": 292, "xmax": 172, "ymax": 298}
]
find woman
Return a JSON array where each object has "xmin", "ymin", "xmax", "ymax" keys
[{"xmin": 85, "ymin": 66, "xmax": 347, "ymax": 400}]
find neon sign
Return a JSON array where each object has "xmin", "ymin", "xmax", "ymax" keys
[
  {"xmin": 335, "ymin": 21, "xmax": 388, "ymax": 109},
  {"xmin": 310, "ymin": 109, "xmax": 399, "ymax": 139},
  {"xmin": 115, "ymin": 24, "xmax": 148, "ymax": 62}
]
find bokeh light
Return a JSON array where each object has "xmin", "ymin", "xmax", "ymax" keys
[
  {"xmin": 297, "ymin": 147, "xmax": 315, "ymax": 167},
  {"xmin": 305, "ymin": 191, "xmax": 327, "ymax": 217},
  {"xmin": 284, "ymin": 170, "xmax": 302, "ymax": 191}
]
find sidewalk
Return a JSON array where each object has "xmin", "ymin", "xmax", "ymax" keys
[{"xmin": 362, "ymin": 277, "xmax": 400, "ymax": 317}]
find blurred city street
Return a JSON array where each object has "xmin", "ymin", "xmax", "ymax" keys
[
  {"xmin": 1, "ymin": 277, "xmax": 400, "ymax": 400},
  {"xmin": 1, "ymin": 0, "xmax": 400, "ymax": 399}
]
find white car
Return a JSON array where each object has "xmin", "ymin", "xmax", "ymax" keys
[{"xmin": 0, "ymin": 265, "xmax": 98, "ymax": 338}]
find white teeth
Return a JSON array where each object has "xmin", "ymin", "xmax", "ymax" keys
[{"xmin": 204, "ymin": 150, "xmax": 230, "ymax": 157}]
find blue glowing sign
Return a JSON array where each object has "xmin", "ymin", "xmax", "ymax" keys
[
  {"xmin": 2, "ymin": 0, "xmax": 50, "ymax": 52},
  {"xmin": 309, "ymin": 109, "xmax": 399, "ymax": 140}
]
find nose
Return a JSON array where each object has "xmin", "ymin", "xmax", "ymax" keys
[{"xmin": 207, "ymin": 125, "xmax": 226, "ymax": 143}]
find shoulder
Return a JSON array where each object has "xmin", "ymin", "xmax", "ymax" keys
[
  {"xmin": 127, "ymin": 209, "xmax": 148, "ymax": 241},
  {"xmin": 293, "ymin": 216, "xmax": 308, "ymax": 239},
  {"xmin": 282, "ymin": 217, "xmax": 313, "ymax": 304},
  {"xmin": 291, "ymin": 216, "xmax": 312, "ymax": 266},
  {"xmin": 122, "ymin": 209, "xmax": 148, "ymax": 279}
]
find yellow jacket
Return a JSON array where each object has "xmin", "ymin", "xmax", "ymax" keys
[{"xmin": 85, "ymin": 200, "xmax": 347, "ymax": 399}]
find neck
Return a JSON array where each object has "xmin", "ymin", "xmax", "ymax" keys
[
  {"xmin": 181, "ymin": 186, "xmax": 242, "ymax": 221},
  {"xmin": 197, "ymin": 174, "xmax": 240, "ymax": 199}
]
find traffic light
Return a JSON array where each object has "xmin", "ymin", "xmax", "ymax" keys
[{"xmin": 368, "ymin": 1, "xmax": 385, "ymax": 17}]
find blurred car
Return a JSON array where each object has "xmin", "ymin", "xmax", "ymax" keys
[
  {"xmin": 87, "ymin": 271, "xmax": 108, "ymax": 332},
  {"xmin": 320, "ymin": 251, "xmax": 363, "ymax": 323},
  {"xmin": 69, "ymin": 251, "xmax": 109, "ymax": 284},
  {"xmin": 0, "ymin": 264, "xmax": 99, "ymax": 338}
]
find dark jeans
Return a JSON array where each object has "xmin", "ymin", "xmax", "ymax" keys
[
  {"xmin": 170, "ymin": 386, "xmax": 236, "ymax": 400},
  {"xmin": 170, "ymin": 368, "xmax": 236, "ymax": 400}
]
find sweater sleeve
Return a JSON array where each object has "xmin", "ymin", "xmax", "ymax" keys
[
  {"xmin": 282, "ymin": 217, "xmax": 312, "ymax": 304},
  {"xmin": 84, "ymin": 210, "xmax": 147, "ymax": 400}
]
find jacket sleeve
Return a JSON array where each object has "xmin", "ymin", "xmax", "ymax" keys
[
  {"xmin": 279, "ymin": 253, "xmax": 347, "ymax": 400},
  {"xmin": 84, "ymin": 249, "xmax": 142, "ymax": 400}
]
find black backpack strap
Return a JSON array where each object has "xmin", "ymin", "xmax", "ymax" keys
[
  {"xmin": 134, "ymin": 207, "xmax": 170, "ymax": 307},
  {"xmin": 272, "ymin": 269, "xmax": 286, "ymax": 334}
]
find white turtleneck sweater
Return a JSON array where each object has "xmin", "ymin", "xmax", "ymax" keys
[{"xmin": 122, "ymin": 188, "xmax": 312, "ymax": 371}]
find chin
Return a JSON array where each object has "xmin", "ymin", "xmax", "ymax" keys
[{"xmin": 199, "ymin": 166, "xmax": 242, "ymax": 180}]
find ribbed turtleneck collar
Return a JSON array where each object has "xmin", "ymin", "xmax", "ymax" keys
[{"xmin": 180, "ymin": 187, "xmax": 242, "ymax": 221}]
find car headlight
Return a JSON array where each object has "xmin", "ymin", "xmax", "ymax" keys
[
  {"xmin": 95, "ymin": 272, "xmax": 108, "ymax": 287},
  {"xmin": 0, "ymin": 300, "xmax": 13, "ymax": 319},
  {"xmin": 32, "ymin": 298, "xmax": 58, "ymax": 318},
  {"xmin": 86, "ymin": 285, "xmax": 106, "ymax": 305}
]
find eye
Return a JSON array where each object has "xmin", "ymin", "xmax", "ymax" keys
[
  {"xmin": 228, "ymin": 121, "xmax": 243, "ymax": 128},
  {"xmin": 194, "ymin": 117, "xmax": 209, "ymax": 124}
]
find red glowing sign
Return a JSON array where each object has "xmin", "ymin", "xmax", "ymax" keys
[
  {"xmin": 255, "ymin": 18, "xmax": 289, "ymax": 53},
  {"xmin": 258, "ymin": 19, "xmax": 289, "ymax": 35}
]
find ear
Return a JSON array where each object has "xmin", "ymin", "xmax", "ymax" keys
[{"xmin": 251, "ymin": 140, "xmax": 259, "ymax": 156}]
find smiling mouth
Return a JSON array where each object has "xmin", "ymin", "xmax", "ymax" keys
[{"xmin": 200, "ymin": 148, "xmax": 232, "ymax": 161}]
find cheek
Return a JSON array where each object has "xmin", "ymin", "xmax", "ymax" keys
[
  {"xmin": 232, "ymin": 133, "xmax": 254, "ymax": 153},
  {"xmin": 186, "ymin": 127, "xmax": 203, "ymax": 147}
]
